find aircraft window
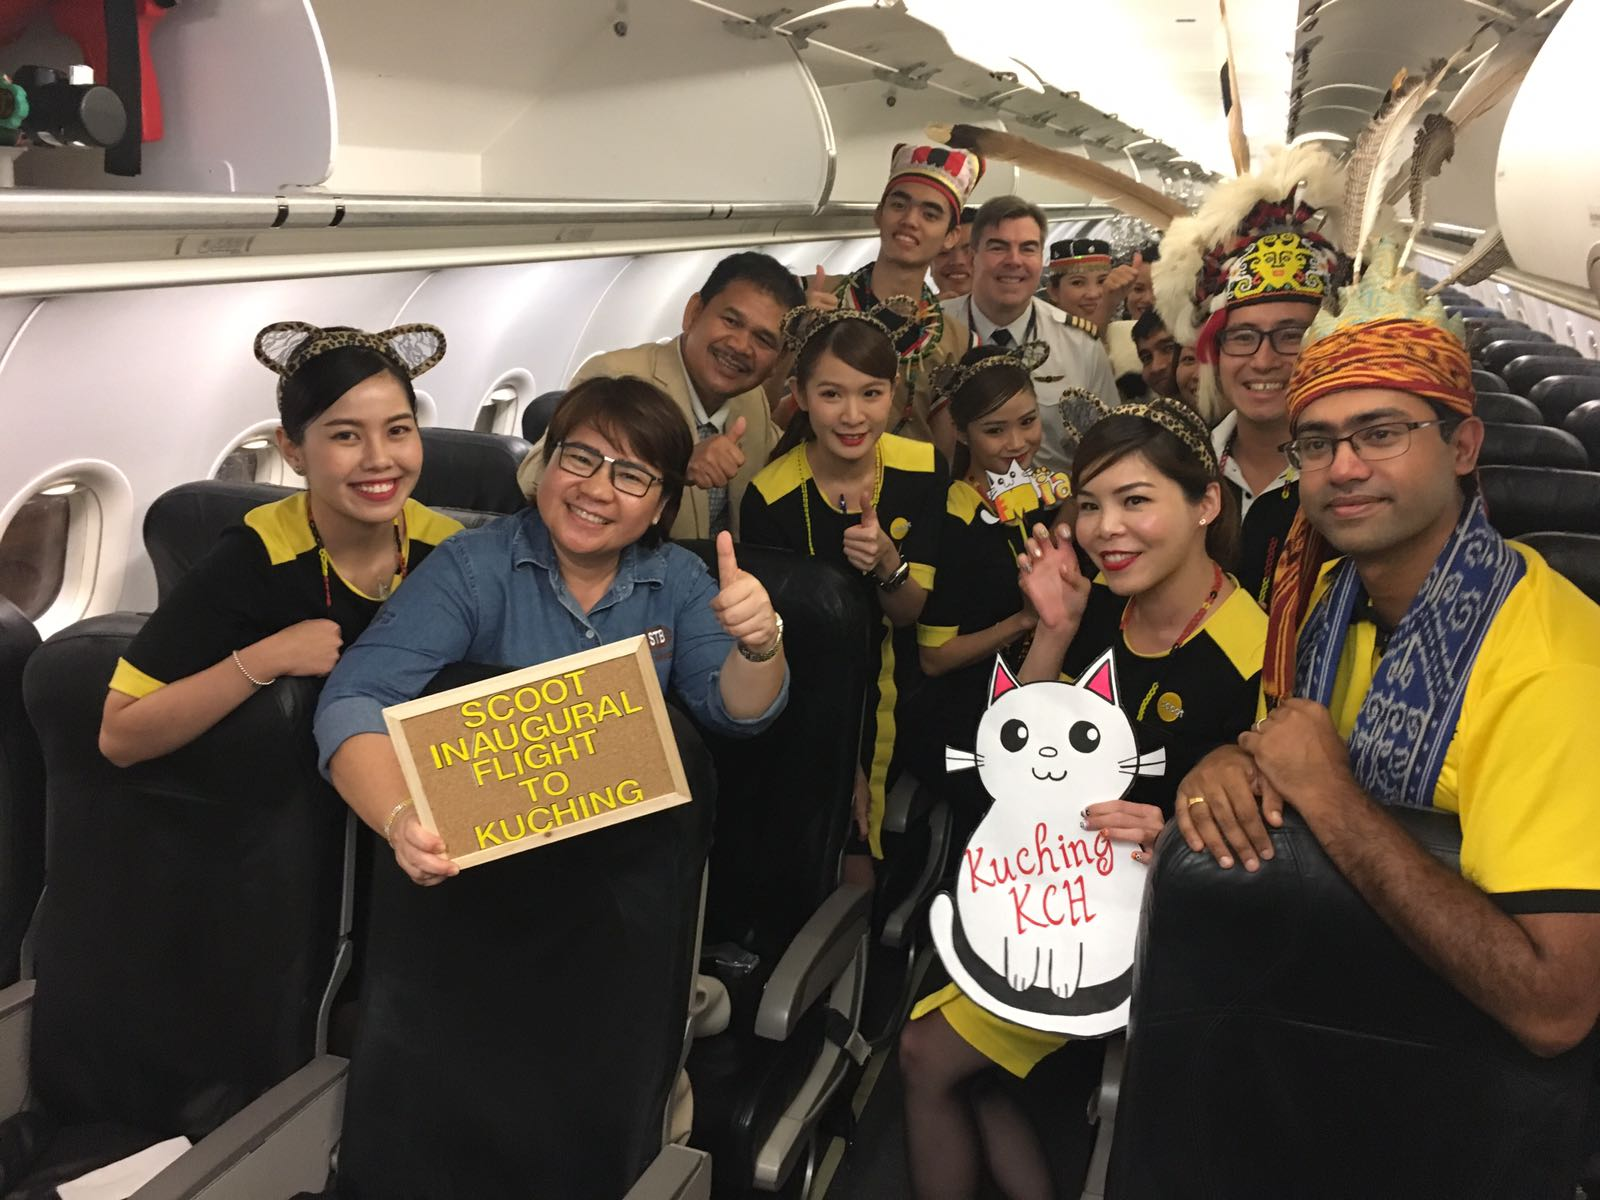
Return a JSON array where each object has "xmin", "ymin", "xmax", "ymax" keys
[
  {"xmin": 474, "ymin": 371, "xmax": 533, "ymax": 436},
  {"xmin": 0, "ymin": 487, "xmax": 71, "ymax": 619},
  {"xmin": 212, "ymin": 423, "xmax": 297, "ymax": 488},
  {"xmin": 0, "ymin": 475, "xmax": 109, "ymax": 630},
  {"xmin": 414, "ymin": 389, "xmax": 438, "ymax": 427}
]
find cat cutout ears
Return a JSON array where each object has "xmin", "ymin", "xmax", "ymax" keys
[
  {"xmin": 928, "ymin": 340, "xmax": 1051, "ymax": 417},
  {"xmin": 254, "ymin": 321, "xmax": 448, "ymax": 386},
  {"xmin": 779, "ymin": 296, "xmax": 931, "ymax": 358},
  {"xmin": 1061, "ymin": 393, "xmax": 1217, "ymax": 474}
]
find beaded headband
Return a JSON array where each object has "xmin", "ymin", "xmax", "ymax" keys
[
  {"xmin": 1063, "ymin": 394, "xmax": 1217, "ymax": 473},
  {"xmin": 780, "ymin": 297, "xmax": 927, "ymax": 359},
  {"xmin": 928, "ymin": 341, "xmax": 1049, "ymax": 417},
  {"xmin": 254, "ymin": 321, "xmax": 448, "ymax": 387}
]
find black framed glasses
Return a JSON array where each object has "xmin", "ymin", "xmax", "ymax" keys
[
  {"xmin": 554, "ymin": 440, "xmax": 663, "ymax": 497},
  {"xmin": 1280, "ymin": 420, "xmax": 1451, "ymax": 471},
  {"xmin": 1217, "ymin": 325, "xmax": 1309, "ymax": 357}
]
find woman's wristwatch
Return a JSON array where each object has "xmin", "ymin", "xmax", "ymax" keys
[
  {"xmin": 738, "ymin": 613, "xmax": 785, "ymax": 662},
  {"xmin": 875, "ymin": 560, "xmax": 911, "ymax": 592}
]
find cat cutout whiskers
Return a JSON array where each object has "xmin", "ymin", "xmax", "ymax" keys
[{"xmin": 929, "ymin": 649, "xmax": 1163, "ymax": 1036}]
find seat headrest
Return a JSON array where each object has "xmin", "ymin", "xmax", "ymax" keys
[
  {"xmin": 1532, "ymin": 374, "xmax": 1600, "ymax": 424},
  {"xmin": 0, "ymin": 596, "xmax": 44, "ymax": 990},
  {"xmin": 1473, "ymin": 392, "xmax": 1541, "ymax": 425},
  {"xmin": 414, "ymin": 428, "xmax": 531, "ymax": 515},
  {"xmin": 145, "ymin": 481, "xmax": 295, "ymax": 603},
  {"xmin": 521, "ymin": 391, "xmax": 565, "ymax": 446},
  {"xmin": 1477, "ymin": 423, "xmax": 1588, "ymax": 470},
  {"xmin": 1481, "ymin": 465, "xmax": 1600, "ymax": 537},
  {"xmin": 1481, "ymin": 339, "xmax": 1576, "ymax": 375},
  {"xmin": 1504, "ymin": 355, "xmax": 1600, "ymax": 398}
]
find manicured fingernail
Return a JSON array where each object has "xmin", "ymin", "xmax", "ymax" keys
[
  {"xmin": 1079, "ymin": 815, "xmax": 1088, "ymax": 829},
  {"xmin": 1244, "ymin": 858, "xmax": 1259, "ymax": 872},
  {"xmin": 1219, "ymin": 855, "xmax": 1234, "ymax": 869},
  {"xmin": 1261, "ymin": 847, "xmax": 1275, "ymax": 859}
]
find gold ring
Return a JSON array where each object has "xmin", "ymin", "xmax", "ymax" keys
[{"xmin": 1185, "ymin": 795, "xmax": 1208, "ymax": 808}]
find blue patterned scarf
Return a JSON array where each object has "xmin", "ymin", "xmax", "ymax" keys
[{"xmin": 1294, "ymin": 497, "xmax": 1524, "ymax": 808}]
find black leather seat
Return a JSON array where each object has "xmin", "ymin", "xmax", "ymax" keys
[
  {"xmin": 1448, "ymin": 304, "xmax": 1507, "ymax": 320},
  {"xmin": 413, "ymin": 428, "xmax": 531, "ymax": 515},
  {"xmin": 1106, "ymin": 810, "xmax": 1597, "ymax": 1200},
  {"xmin": 1, "ymin": 614, "xmax": 347, "ymax": 1193},
  {"xmin": 1481, "ymin": 466, "xmax": 1600, "ymax": 537},
  {"xmin": 1533, "ymin": 375, "xmax": 1600, "ymax": 426},
  {"xmin": 677, "ymin": 542, "xmax": 877, "ymax": 1196},
  {"xmin": 1519, "ymin": 531, "xmax": 1600, "ymax": 605},
  {"xmin": 1472, "ymin": 368, "xmax": 1507, "ymax": 394},
  {"xmin": 1565, "ymin": 401, "xmax": 1600, "ymax": 470},
  {"xmin": 333, "ymin": 666, "xmax": 716, "ymax": 1200},
  {"xmin": 1475, "ymin": 391, "xmax": 1542, "ymax": 425},
  {"xmin": 520, "ymin": 390, "xmax": 565, "ymax": 447},
  {"xmin": 1478, "ymin": 423, "xmax": 1589, "ymax": 469},
  {"xmin": 1481, "ymin": 339, "xmax": 1578, "ymax": 376},
  {"xmin": 0, "ymin": 598, "xmax": 43, "ymax": 991},
  {"xmin": 1505, "ymin": 356, "xmax": 1600, "ymax": 399},
  {"xmin": 145, "ymin": 481, "xmax": 498, "ymax": 603}
]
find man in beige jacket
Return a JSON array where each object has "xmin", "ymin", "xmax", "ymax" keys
[{"xmin": 517, "ymin": 252, "xmax": 803, "ymax": 540}]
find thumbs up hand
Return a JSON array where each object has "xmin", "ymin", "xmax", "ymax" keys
[
  {"xmin": 710, "ymin": 531, "xmax": 781, "ymax": 657},
  {"xmin": 686, "ymin": 413, "xmax": 750, "ymax": 490},
  {"xmin": 806, "ymin": 265, "xmax": 839, "ymax": 312},
  {"xmin": 842, "ymin": 490, "xmax": 894, "ymax": 578}
]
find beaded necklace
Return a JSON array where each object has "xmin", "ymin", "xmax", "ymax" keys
[
  {"xmin": 1119, "ymin": 562, "xmax": 1224, "ymax": 654},
  {"xmin": 306, "ymin": 499, "xmax": 408, "ymax": 608},
  {"xmin": 798, "ymin": 440, "xmax": 884, "ymax": 558}
]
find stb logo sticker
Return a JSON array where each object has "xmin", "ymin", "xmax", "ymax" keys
[{"xmin": 645, "ymin": 625, "xmax": 672, "ymax": 659}]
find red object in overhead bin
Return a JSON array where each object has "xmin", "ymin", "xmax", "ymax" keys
[{"xmin": 50, "ymin": 0, "xmax": 174, "ymax": 145}]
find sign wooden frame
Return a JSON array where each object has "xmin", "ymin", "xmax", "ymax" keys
[{"xmin": 383, "ymin": 636, "xmax": 690, "ymax": 869}]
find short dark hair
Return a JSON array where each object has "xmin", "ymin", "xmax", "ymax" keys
[
  {"xmin": 1073, "ymin": 412, "xmax": 1240, "ymax": 571},
  {"xmin": 772, "ymin": 319, "xmax": 899, "ymax": 460},
  {"xmin": 696, "ymin": 251, "xmax": 804, "ymax": 312},
  {"xmin": 969, "ymin": 195, "xmax": 1049, "ymax": 250},
  {"xmin": 947, "ymin": 346, "xmax": 1035, "ymax": 478},
  {"xmin": 278, "ymin": 335, "xmax": 416, "ymax": 443},
  {"xmin": 1131, "ymin": 308, "xmax": 1169, "ymax": 346},
  {"xmin": 542, "ymin": 376, "xmax": 694, "ymax": 547}
]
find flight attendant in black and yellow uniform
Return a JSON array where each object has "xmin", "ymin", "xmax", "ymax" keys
[
  {"xmin": 898, "ymin": 396, "xmax": 1263, "ymax": 1200},
  {"xmin": 98, "ymin": 322, "xmax": 462, "ymax": 767},
  {"xmin": 912, "ymin": 344, "xmax": 1070, "ymax": 820},
  {"xmin": 740, "ymin": 305, "xmax": 947, "ymax": 881}
]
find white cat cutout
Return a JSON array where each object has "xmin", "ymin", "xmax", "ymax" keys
[{"xmin": 928, "ymin": 649, "xmax": 1165, "ymax": 1037}]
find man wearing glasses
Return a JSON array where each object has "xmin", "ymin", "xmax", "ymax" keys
[
  {"xmin": 1174, "ymin": 252, "xmax": 1600, "ymax": 1061},
  {"xmin": 1153, "ymin": 147, "xmax": 1349, "ymax": 608}
]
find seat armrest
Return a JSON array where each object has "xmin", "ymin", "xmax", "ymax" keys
[
  {"xmin": 131, "ymin": 1055, "xmax": 348, "ymax": 1200},
  {"xmin": 0, "ymin": 980, "xmax": 32, "ymax": 1122},
  {"xmin": 622, "ymin": 1144, "xmax": 712, "ymax": 1200},
  {"xmin": 883, "ymin": 773, "xmax": 934, "ymax": 835},
  {"xmin": 755, "ymin": 883, "xmax": 870, "ymax": 1041}
]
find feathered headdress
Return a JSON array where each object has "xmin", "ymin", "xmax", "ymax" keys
[{"xmin": 1151, "ymin": 143, "xmax": 1349, "ymax": 362}]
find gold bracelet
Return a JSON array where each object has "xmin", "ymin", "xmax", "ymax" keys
[{"xmin": 382, "ymin": 800, "xmax": 414, "ymax": 843}]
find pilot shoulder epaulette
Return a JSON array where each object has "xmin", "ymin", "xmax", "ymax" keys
[{"xmin": 1065, "ymin": 313, "xmax": 1100, "ymax": 340}]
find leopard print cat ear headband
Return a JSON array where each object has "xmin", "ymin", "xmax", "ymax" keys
[{"xmin": 254, "ymin": 321, "xmax": 447, "ymax": 386}]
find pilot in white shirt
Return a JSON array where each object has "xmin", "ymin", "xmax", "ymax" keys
[{"xmin": 940, "ymin": 197, "xmax": 1119, "ymax": 477}]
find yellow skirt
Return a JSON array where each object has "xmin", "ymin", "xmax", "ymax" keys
[{"xmin": 908, "ymin": 983, "xmax": 1069, "ymax": 1078}]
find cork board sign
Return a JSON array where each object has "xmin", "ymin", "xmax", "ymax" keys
[{"xmin": 382, "ymin": 636, "xmax": 690, "ymax": 869}]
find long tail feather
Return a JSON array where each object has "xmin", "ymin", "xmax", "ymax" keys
[
  {"xmin": 1397, "ymin": 112, "xmax": 1455, "ymax": 267},
  {"xmin": 1342, "ymin": 54, "xmax": 1459, "ymax": 279},
  {"xmin": 1220, "ymin": 0, "xmax": 1250, "ymax": 175},
  {"xmin": 929, "ymin": 123, "xmax": 1188, "ymax": 228},
  {"xmin": 1426, "ymin": 225, "xmax": 1511, "ymax": 293}
]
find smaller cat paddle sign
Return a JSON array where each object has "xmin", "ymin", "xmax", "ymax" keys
[{"xmin": 928, "ymin": 650, "xmax": 1165, "ymax": 1037}]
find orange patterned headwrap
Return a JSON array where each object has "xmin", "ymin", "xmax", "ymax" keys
[{"xmin": 1261, "ymin": 318, "xmax": 1476, "ymax": 706}]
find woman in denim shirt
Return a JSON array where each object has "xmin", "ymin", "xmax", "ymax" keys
[{"xmin": 315, "ymin": 376, "xmax": 789, "ymax": 885}]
